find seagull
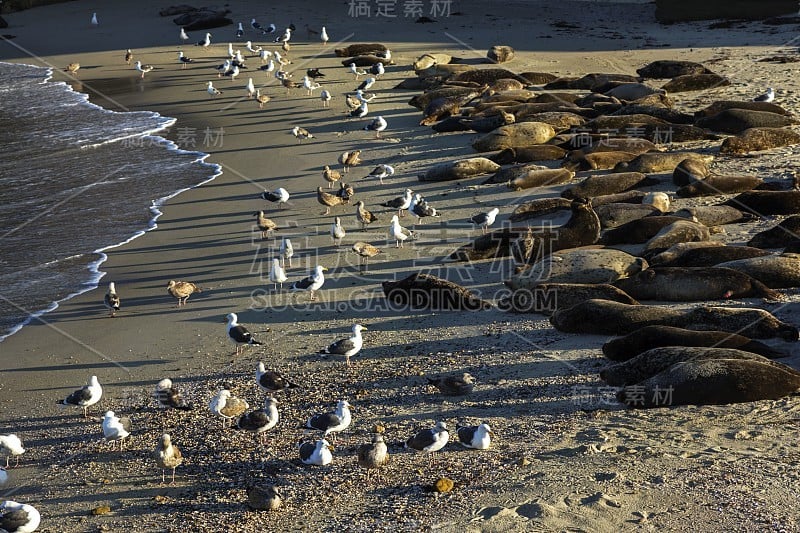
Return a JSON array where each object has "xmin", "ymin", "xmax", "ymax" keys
[
  {"xmin": 259, "ymin": 49, "xmax": 272, "ymax": 63},
  {"xmin": 291, "ymin": 126, "xmax": 314, "ymax": 142},
  {"xmin": 255, "ymin": 88, "xmax": 270, "ymax": 108},
  {"xmin": 178, "ymin": 51, "xmax": 193, "ymax": 68},
  {"xmin": 251, "ymin": 18, "xmax": 263, "ymax": 32},
  {"xmin": 215, "ymin": 59, "xmax": 232, "ymax": 76},
  {"xmin": 104, "ymin": 281, "xmax": 120, "ymax": 317},
  {"xmin": 354, "ymin": 201, "xmax": 378, "ymax": 230},
  {"xmin": 209, "ymin": 389, "xmax": 249, "ymax": 428},
  {"xmin": 167, "ymin": 280, "xmax": 201, "ymax": 307},
  {"xmin": 357, "ymin": 434, "xmax": 389, "ymax": 481},
  {"xmin": 269, "ymin": 258, "xmax": 288, "ymax": 291},
  {"xmin": 405, "ymin": 421, "xmax": 450, "ymax": 464},
  {"xmin": 246, "ymin": 485, "xmax": 282, "ymax": 511},
  {"xmin": 280, "ymin": 237, "xmax": 294, "ymax": 267},
  {"xmin": 237, "ymin": 397, "xmax": 280, "ymax": 445},
  {"xmin": 207, "ymin": 81, "xmax": 222, "ymax": 98},
  {"xmin": 320, "ymin": 89, "xmax": 332, "ymax": 107},
  {"xmin": 290, "ymin": 265, "xmax": 327, "ymax": 300},
  {"xmin": 281, "ymin": 40, "xmax": 291, "ymax": 54},
  {"xmin": 135, "ymin": 61, "xmax": 154, "ymax": 79},
  {"xmin": 338, "ymin": 182, "xmax": 355, "ymax": 204},
  {"xmin": 124, "ymin": 49, "xmax": 133, "ymax": 65},
  {"xmin": 0, "ymin": 500, "xmax": 40, "ymax": 533},
  {"xmin": 261, "ymin": 187, "xmax": 289, "ymax": 206},
  {"xmin": 154, "ymin": 433, "xmax": 183, "ymax": 484},
  {"xmin": 381, "ymin": 189, "xmax": 414, "ymax": 217},
  {"xmin": 274, "ymin": 50, "xmax": 290, "ymax": 66},
  {"xmin": 153, "ymin": 378, "xmax": 193, "ymax": 411},
  {"xmin": 102, "ymin": 411, "xmax": 132, "ymax": 450},
  {"xmin": 350, "ymin": 102, "xmax": 369, "ymax": 118},
  {"xmin": 299, "ymin": 438, "xmax": 333, "ymax": 466},
  {"xmin": 91, "ymin": 12, "xmax": 98, "ymax": 27},
  {"xmin": 64, "ymin": 62, "xmax": 80, "ymax": 75},
  {"xmin": 390, "ymin": 214, "xmax": 416, "ymax": 248},
  {"xmin": 457, "ymin": 422, "xmax": 494, "ymax": 450},
  {"xmin": 234, "ymin": 49, "xmax": 246, "ymax": 65},
  {"xmin": 301, "ymin": 400, "xmax": 352, "ymax": 438},
  {"xmin": 339, "ymin": 150, "xmax": 362, "ymax": 173},
  {"xmin": 349, "ymin": 63, "xmax": 367, "ymax": 79},
  {"xmin": 320, "ymin": 26, "xmax": 329, "ymax": 45},
  {"xmin": 196, "ymin": 32, "xmax": 212, "ymax": 47},
  {"xmin": 227, "ymin": 42, "xmax": 235, "ymax": 58},
  {"xmin": 355, "ymin": 89, "xmax": 376, "ymax": 102},
  {"xmin": 364, "ymin": 116, "xmax": 388, "ymax": 138},
  {"xmin": 236, "ymin": 22, "xmax": 244, "ymax": 39},
  {"xmin": 225, "ymin": 312, "xmax": 263, "ymax": 355},
  {"xmin": 331, "ymin": 216, "xmax": 346, "ymax": 245},
  {"xmin": 180, "ymin": 27, "xmax": 189, "ymax": 43},
  {"xmin": 226, "ymin": 64, "xmax": 241, "ymax": 81},
  {"xmin": 0, "ymin": 435, "xmax": 24, "ymax": 468},
  {"xmin": 58, "ymin": 375, "xmax": 103, "ymax": 418},
  {"xmin": 263, "ymin": 23, "xmax": 277, "ymax": 34},
  {"xmin": 370, "ymin": 62, "xmax": 385, "ymax": 77},
  {"xmin": 323, "ymin": 165, "xmax": 342, "ymax": 188},
  {"xmin": 246, "ymin": 77, "xmax": 255, "ymax": 98},
  {"xmin": 260, "ymin": 59, "xmax": 275, "ymax": 74},
  {"xmin": 469, "ymin": 207, "xmax": 500, "ymax": 234},
  {"xmin": 256, "ymin": 362, "xmax": 299, "ymax": 393},
  {"xmin": 754, "ymin": 87, "xmax": 775, "ymax": 103},
  {"xmin": 303, "ymin": 76, "xmax": 322, "ymax": 95},
  {"xmin": 307, "ymin": 68, "xmax": 325, "ymax": 79},
  {"xmin": 246, "ymin": 41, "xmax": 262, "ymax": 55},
  {"xmin": 253, "ymin": 210, "xmax": 277, "ymax": 239},
  {"xmin": 427, "ymin": 372, "xmax": 476, "ymax": 395},
  {"xmin": 275, "ymin": 27, "xmax": 291, "ymax": 43},
  {"xmin": 376, "ymin": 49, "xmax": 392, "ymax": 60},
  {"xmin": 319, "ymin": 325, "xmax": 366, "ymax": 366},
  {"xmin": 411, "ymin": 193, "xmax": 442, "ymax": 223},
  {"xmin": 357, "ymin": 76, "xmax": 376, "ymax": 91},
  {"xmin": 352, "ymin": 242, "xmax": 382, "ymax": 272}
]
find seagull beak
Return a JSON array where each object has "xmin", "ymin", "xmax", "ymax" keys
[
  {"xmin": 321, "ymin": 266, "xmax": 329, "ymax": 271},
  {"xmin": 327, "ymin": 444, "xmax": 334, "ymax": 451},
  {"xmin": 489, "ymin": 431, "xmax": 496, "ymax": 437},
  {"xmin": 361, "ymin": 326, "xmax": 368, "ymax": 331}
]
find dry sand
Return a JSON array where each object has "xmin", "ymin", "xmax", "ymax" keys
[{"xmin": 1, "ymin": 0, "xmax": 800, "ymax": 531}]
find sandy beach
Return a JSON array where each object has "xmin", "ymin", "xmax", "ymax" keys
[{"xmin": 2, "ymin": 0, "xmax": 800, "ymax": 531}]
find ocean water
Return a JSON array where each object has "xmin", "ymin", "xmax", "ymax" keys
[{"xmin": 0, "ymin": 62, "xmax": 220, "ymax": 341}]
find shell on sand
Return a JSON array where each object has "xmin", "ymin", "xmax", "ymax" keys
[
  {"xmin": 720, "ymin": 127, "xmax": 800, "ymax": 155},
  {"xmin": 472, "ymin": 122, "xmax": 556, "ymax": 152},
  {"xmin": 505, "ymin": 247, "xmax": 648, "ymax": 290},
  {"xmin": 419, "ymin": 157, "xmax": 500, "ymax": 182}
]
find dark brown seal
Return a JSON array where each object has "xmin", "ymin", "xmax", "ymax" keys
[
  {"xmin": 661, "ymin": 73, "xmax": 730, "ymax": 92},
  {"xmin": 672, "ymin": 206, "xmax": 754, "ymax": 227},
  {"xmin": 676, "ymin": 174, "xmax": 764, "ymax": 197},
  {"xmin": 615, "ymin": 153, "xmax": 713, "ymax": 174},
  {"xmin": 723, "ymin": 191, "xmax": 800, "ymax": 216},
  {"xmin": 500, "ymin": 283, "xmax": 638, "ymax": 315},
  {"xmin": 636, "ymin": 60, "xmax": 712, "ymax": 79},
  {"xmin": 562, "ymin": 151, "xmax": 638, "ymax": 171},
  {"xmin": 489, "ymin": 145, "xmax": 567, "ymax": 165},
  {"xmin": 509, "ymin": 197, "xmax": 572, "ymax": 222},
  {"xmin": 748, "ymin": 216, "xmax": 800, "ymax": 248},
  {"xmin": 381, "ymin": 273, "xmax": 491, "ymax": 310},
  {"xmin": 335, "ymin": 43, "xmax": 389, "ymax": 57},
  {"xmin": 696, "ymin": 109, "xmax": 798, "ymax": 134},
  {"xmin": 595, "ymin": 203, "xmax": 663, "ymax": 229},
  {"xmin": 561, "ymin": 172, "xmax": 654, "ymax": 199},
  {"xmin": 649, "ymin": 245, "xmax": 770, "ymax": 267},
  {"xmin": 715, "ymin": 255, "xmax": 800, "ymax": 289},
  {"xmin": 612, "ymin": 267, "xmax": 781, "ymax": 301},
  {"xmin": 672, "ymin": 157, "xmax": 710, "ymax": 186},
  {"xmin": 600, "ymin": 216, "xmax": 688, "ymax": 245},
  {"xmin": 694, "ymin": 100, "xmax": 792, "ymax": 118},
  {"xmin": 720, "ymin": 127, "xmax": 800, "ymax": 155},
  {"xmin": 602, "ymin": 325, "xmax": 788, "ymax": 361}
]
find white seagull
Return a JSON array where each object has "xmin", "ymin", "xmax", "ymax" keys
[
  {"xmin": 227, "ymin": 42, "xmax": 235, "ymax": 58},
  {"xmin": 302, "ymin": 400, "xmax": 352, "ymax": 439},
  {"xmin": 363, "ymin": 163, "xmax": 394, "ymax": 184},
  {"xmin": 280, "ymin": 237, "xmax": 294, "ymax": 267},
  {"xmin": 349, "ymin": 62, "xmax": 367, "ymax": 79},
  {"xmin": 259, "ymin": 49, "xmax": 271, "ymax": 63},
  {"xmin": 237, "ymin": 397, "xmax": 280, "ymax": 445},
  {"xmin": 381, "ymin": 189, "xmax": 414, "ymax": 217},
  {"xmin": 236, "ymin": 22, "xmax": 244, "ymax": 39},
  {"xmin": 225, "ymin": 312, "xmax": 263, "ymax": 355},
  {"xmin": 303, "ymin": 76, "xmax": 321, "ymax": 95},
  {"xmin": 405, "ymin": 421, "xmax": 450, "ymax": 463},
  {"xmin": 209, "ymin": 389, "xmax": 249, "ymax": 428},
  {"xmin": 350, "ymin": 101, "xmax": 369, "ymax": 118},
  {"xmin": 196, "ymin": 32, "xmax": 212, "ymax": 47},
  {"xmin": 180, "ymin": 28, "xmax": 189, "ymax": 43},
  {"xmin": 275, "ymin": 27, "xmax": 291, "ymax": 43},
  {"xmin": 390, "ymin": 214, "xmax": 416, "ymax": 248},
  {"xmin": 290, "ymin": 265, "xmax": 327, "ymax": 301},
  {"xmin": 469, "ymin": 207, "xmax": 500, "ymax": 234},
  {"xmin": 370, "ymin": 62, "xmax": 385, "ymax": 77},
  {"xmin": 261, "ymin": 187, "xmax": 290, "ymax": 207},
  {"xmin": 135, "ymin": 61, "xmax": 154, "ymax": 79},
  {"xmin": 355, "ymin": 89, "xmax": 376, "ymax": 103},
  {"xmin": 178, "ymin": 51, "xmax": 193, "ymax": 68},
  {"xmin": 104, "ymin": 281, "xmax": 120, "ymax": 317},
  {"xmin": 357, "ymin": 76, "xmax": 376, "ymax": 91},
  {"xmin": 269, "ymin": 258, "xmax": 288, "ymax": 291},
  {"xmin": 264, "ymin": 23, "xmax": 277, "ymax": 34},
  {"xmin": 364, "ymin": 116, "xmax": 388, "ymax": 138},
  {"xmin": 251, "ymin": 18, "xmax": 263, "ymax": 31},
  {"xmin": 207, "ymin": 81, "xmax": 222, "ymax": 97},
  {"xmin": 299, "ymin": 439, "xmax": 333, "ymax": 466},
  {"xmin": 0, "ymin": 500, "xmax": 40, "ymax": 533},
  {"xmin": 291, "ymin": 126, "xmax": 314, "ymax": 142},
  {"xmin": 0, "ymin": 435, "xmax": 24, "ymax": 468},
  {"xmin": 331, "ymin": 216, "xmax": 346, "ymax": 245},
  {"xmin": 261, "ymin": 59, "xmax": 275, "ymax": 74},
  {"xmin": 90, "ymin": 12, "xmax": 98, "ymax": 27},
  {"xmin": 102, "ymin": 410, "xmax": 132, "ymax": 450},
  {"xmin": 754, "ymin": 87, "xmax": 775, "ymax": 103},
  {"xmin": 319, "ymin": 325, "xmax": 366, "ymax": 366},
  {"xmin": 58, "ymin": 375, "xmax": 103, "ymax": 418},
  {"xmin": 320, "ymin": 89, "xmax": 332, "ymax": 107},
  {"xmin": 457, "ymin": 422, "xmax": 494, "ymax": 450},
  {"xmin": 246, "ymin": 77, "xmax": 255, "ymax": 98},
  {"xmin": 246, "ymin": 41, "xmax": 262, "ymax": 55},
  {"xmin": 216, "ymin": 59, "xmax": 232, "ymax": 76},
  {"xmin": 320, "ymin": 26, "xmax": 329, "ymax": 46},
  {"xmin": 411, "ymin": 193, "xmax": 442, "ymax": 223}
]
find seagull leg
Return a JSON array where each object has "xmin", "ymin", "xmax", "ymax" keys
[
  {"xmin": 162, "ymin": 469, "xmax": 166, "ymax": 484},
  {"xmin": 171, "ymin": 467, "xmax": 177, "ymax": 484}
]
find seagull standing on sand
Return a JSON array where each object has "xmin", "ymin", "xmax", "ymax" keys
[
  {"xmin": 58, "ymin": 375, "xmax": 103, "ymax": 418},
  {"xmin": 390, "ymin": 215, "xmax": 416, "ymax": 248},
  {"xmin": 237, "ymin": 397, "xmax": 280, "ymax": 445},
  {"xmin": 178, "ymin": 51, "xmax": 193, "ymax": 68},
  {"xmin": 352, "ymin": 242, "xmax": 382, "ymax": 271},
  {"xmin": 216, "ymin": 59, "xmax": 231, "ymax": 76},
  {"xmin": 154, "ymin": 433, "xmax": 183, "ymax": 484},
  {"xmin": 303, "ymin": 76, "xmax": 322, "ymax": 96},
  {"xmin": 320, "ymin": 89, "xmax": 332, "ymax": 107},
  {"xmin": 104, "ymin": 282, "xmax": 120, "ymax": 317},
  {"xmin": 102, "ymin": 410, "xmax": 132, "ymax": 450},
  {"xmin": 364, "ymin": 116, "xmax": 388, "ymax": 138},
  {"xmin": 227, "ymin": 42, "xmax": 235, "ymax": 58},
  {"xmin": 180, "ymin": 27, "xmax": 189, "ymax": 43},
  {"xmin": 357, "ymin": 77, "xmax": 376, "ymax": 91},
  {"xmin": 349, "ymin": 63, "xmax": 367, "ymax": 79},
  {"xmin": 354, "ymin": 201, "xmax": 378, "ymax": 230},
  {"xmin": 275, "ymin": 27, "xmax": 291, "ymax": 44},
  {"xmin": 154, "ymin": 378, "xmax": 193, "ymax": 411},
  {"xmin": 370, "ymin": 62, "xmax": 385, "ymax": 77},
  {"xmin": 196, "ymin": 32, "xmax": 212, "ymax": 47},
  {"xmin": 381, "ymin": 189, "xmax": 413, "ymax": 217},
  {"xmin": 405, "ymin": 421, "xmax": 450, "ymax": 464},
  {"xmin": 457, "ymin": 422, "xmax": 494, "ymax": 450},
  {"xmin": 256, "ymin": 362, "xmax": 299, "ymax": 393},
  {"xmin": 411, "ymin": 193, "xmax": 442, "ymax": 223},
  {"xmin": 91, "ymin": 12, "xmax": 98, "ymax": 27},
  {"xmin": 319, "ymin": 325, "xmax": 366, "ymax": 366},
  {"xmin": 470, "ymin": 207, "xmax": 500, "ymax": 234},
  {"xmin": 207, "ymin": 81, "xmax": 222, "ymax": 98},
  {"xmin": 291, "ymin": 126, "xmax": 314, "ymax": 142},
  {"xmin": 350, "ymin": 101, "xmax": 369, "ymax": 119},
  {"xmin": 209, "ymin": 389, "xmax": 249, "ymax": 428},
  {"xmin": 255, "ymin": 89, "xmax": 270, "ymax": 108},
  {"xmin": 246, "ymin": 41, "xmax": 262, "ymax": 55},
  {"xmin": 269, "ymin": 258, "xmax": 288, "ymax": 291},
  {"xmin": 125, "ymin": 49, "xmax": 133, "ymax": 65},
  {"xmin": 280, "ymin": 237, "xmax": 294, "ymax": 267},
  {"xmin": 259, "ymin": 49, "xmax": 271, "ymax": 63},
  {"xmin": 246, "ymin": 77, "xmax": 255, "ymax": 98},
  {"xmin": 754, "ymin": 87, "xmax": 775, "ymax": 102},
  {"xmin": 318, "ymin": 186, "xmax": 345, "ymax": 214},
  {"xmin": 167, "ymin": 280, "xmax": 201, "ymax": 307},
  {"xmin": 227, "ymin": 64, "xmax": 241, "ymax": 81},
  {"xmin": 320, "ymin": 26, "xmax": 329, "ymax": 45},
  {"xmin": 301, "ymin": 400, "xmax": 353, "ymax": 439},
  {"xmin": 299, "ymin": 439, "xmax": 333, "ymax": 466},
  {"xmin": 290, "ymin": 265, "xmax": 327, "ymax": 300},
  {"xmin": 323, "ymin": 166, "xmax": 342, "ymax": 188},
  {"xmin": 339, "ymin": 150, "xmax": 362, "ymax": 173},
  {"xmin": 135, "ymin": 61, "xmax": 154, "ymax": 79},
  {"xmin": 225, "ymin": 312, "xmax": 263, "ymax": 355},
  {"xmin": 0, "ymin": 435, "xmax": 24, "ymax": 468},
  {"xmin": 0, "ymin": 500, "xmax": 40, "ymax": 533},
  {"xmin": 65, "ymin": 62, "xmax": 80, "ymax": 75},
  {"xmin": 236, "ymin": 22, "xmax": 244, "ymax": 39},
  {"xmin": 331, "ymin": 216, "xmax": 346, "ymax": 245},
  {"xmin": 355, "ymin": 89, "xmax": 376, "ymax": 103},
  {"xmin": 253, "ymin": 210, "xmax": 277, "ymax": 238},
  {"xmin": 357, "ymin": 433, "xmax": 389, "ymax": 481}
]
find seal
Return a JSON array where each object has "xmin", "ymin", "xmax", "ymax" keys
[
  {"xmin": 490, "ymin": 145, "xmax": 567, "ymax": 165},
  {"xmin": 562, "ymin": 151, "xmax": 639, "ymax": 171},
  {"xmin": 419, "ymin": 157, "xmax": 500, "ymax": 182},
  {"xmin": 381, "ymin": 273, "xmax": 492, "ymax": 310},
  {"xmin": 642, "ymin": 192, "xmax": 670, "ymax": 213},
  {"xmin": 612, "ymin": 267, "xmax": 781, "ymax": 301},
  {"xmin": 673, "ymin": 206, "xmax": 754, "ymax": 227},
  {"xmin": 648, "ymin": 241, "xmax": 725, "ymax": 266},
  {"xmin": 482, "ymin": 90, "xmax": 536, "ymax": 103},
  {"xmin": 694, "ymin": 100, "xmax": 792, "ymax": 118},
  {"xmin": 452, "ymin": 68, "xmax": 527, "ymax": 85},
  {"xmin": 695, "ymin": 109, "xmax": 798, "ymax": 134},
  {"xmin": 636, "ymin": 60, "xmax": 712, "ymax": 79},
  {"xmin": 487, "ymin": 79, "xmax": 525, "ymax": 93},
  {"xmin": 601, "ymin": 325, "xmax": 788, "ymax": 361},
  {"xmin": 454, "ymin": 111, "xmax": 516, "ymax": 133},
  {"xmin": 592, "ymin": 190, "xmax": 647, "ymax": 206},
  {"xmin": 420, "ymin": 91, "xmax": 482, "ymax": 126},
  {"xmin": 601, "ymin": 216, "xmax": 702, "ymax": 245},
  {"xmin": 522, "ymin": 111, "xmax": 586, "ymax": 132},
  {"xmin": 412, "ymin": 52, "xmax": 453, "ymax": 70},
  {"xmin": 615, "ymin": 358, "xmax": 800, "ymax": 408},
  {"xmin": 335, "ymin": 43, "xmax": 389, "ymax": 57},
  {"xmin": 472, "ymin": 122, "xmax": 556, "ymax": 152},
  {"xmin": 505, "ymin": 248, "xmax": 648, "ymax": 290},
  {"xmin": 723, "ymin": 190, "xmax": 800, "ymax": 216},
  {"xmin": 549, "ymin": 299, "xmax": 799, "ymax": 340},
  {"xmin": 409, "ymin": 86, "xmax": 482, "ymax": 111},
  {"xmin": 614, "ymin": 153, "xmax": 714, "ymax": 174},
  {"xmin": 661, "ymin": 73, "xmax": 730, "ymax": 93},
  {"xmin": 506, "ymin": 168, "xmax": 574, "ymax": 191},
  {"xmin": 609, "ymin": 104, "xmax": 694, "ymax": 125},
  {"xmin": 501, "ymin": 283, "xmax": 638, "ymax": 315},
  {"xmin": 676, "ymin": 174, "xmax": 763, "ymax": 197},
  {"xmin": 720, "ymin": 127, "xmax": 800, "ymax": 155},
  {"xmin": 715, "ymin": 255, "xmax": 800, "ymax": 289},
  {"xmin": 561, "ymin": 172, "xmax": 652, "ymax": 199},
  {"xmin": 415, "ymin": 63, "xmax": 473, "ymax": 78},
  {"xmin": 672, "ymin": 157, "xmax": 710, "ymax": 186},
  {"xmin": 575, "ymin": 137, "xmax": 659, "ymax": 156},
  {"xmin": 533, "ymin": 92, "xmax": 582, "ymax": 104},
  {"xmin": 483, "ymin": 163, "xmax": 548, "ymax": 184},
  {"xmin": 643, "ymin": 219, "xmax": 712, "ymax": 253},
  {"xmin": 748, "ymin": 216, "xmax": 800, "ymax": 248},
  {"xmin": 600, "ymin": 346, "xmax": 779, "ymax": 386},
  {"xmin": 510, "ymin": 197, "xmax": 572, "ymax": 222},
  {"xmin": 487, "ymin": 45, "xmax": 515, "ymax": 63},
  {"xmin": 650, "ymin": 244, "xmax": 769, "ymax": 267},
  {"xmin": 640, "ymin": 123, "xmax": 713, "ymax": 143},
  {"xmin": 595, "ymin": 203, "xmax": 663, "ymax": 229},
  {"xmin": 589, "ymin": 114, "xmax": 668, "ymax": 131},
  {"xmin": 603, "ymin": 83, "xmax": 665, "ymax": 101}
]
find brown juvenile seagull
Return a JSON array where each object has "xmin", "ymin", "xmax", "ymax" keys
[
  {"xmin": 253, "ymin": 210, "xmax": 278, "ymax": 239},
  {"xmin": 317, "ymin": 186, "xmax": 344, "ymax": 215},
  {"xmin": 354, "ymin": 201, "xmax": 378, "ymax": 230},
  {"xmin": 357, "ymin": 433, "xmax": 389, "ymax": 481},
  {"xmin": 153, "ymin": 378, "xmax": 193, "ymax": 411},
  {"xmin": 322, "ymin": 165, "xmax": 342, "ymax": 188},
  {"xmin": 337, "ymin": 181, "xmax": 355, "ymax": 204},
  {"xmin": 155, "ymin": 433, "xmax": 183, "ymax": 484},
  {"xmin": 255, "ymin": 89, "xmax": 271, "ymax": 109},
  {"xmin": 352, "ymin": 241, "xmax": 381, "ymax": 272},
  {"xmin": 427, "ymin": 372, "xmax": 476, "ymax": 396},
  {"xmin": 246, "ymin": 484, "xmax": 282, "ymax": 511},
  {"xmin": 124, "ymin": 49, "xmax": 133, "ymax": 65},
  {"xmin": 167, "ymin": 280, "xmax": 201, "ymax": 307},
  {"xmin": 209, "ymin": 389, "xmax": 249, "ymax": 428},
  {"xmin": 338, "ymin": 150, "xmax": 362, "ymax": 173}
]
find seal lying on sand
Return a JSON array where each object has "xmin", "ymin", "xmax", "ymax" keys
[
  {"xmin": 636, "ymin": 60, "xmax": 712, "ymax": 79},
  {"xmin": 500, "ymin": 283, "xmax": 638, "ymax": 315},
  {"xmin": 506, "ymin": 249, "xmax": 647, "ymax": 290},
  {"xmin": 602, "ymin": 325, "xmax": 788, "ymax": 361},
  {"xmin": 649, "ymin": 244, "xmax": 769, "ymax": 267},
  {"xmin": 381, "ymin": 273, "xmax": 491, "ymax": 310},
  {"xmin": 723, "ymin": 190, "xmax": 800, "ymax": 216},
  {"xmin": 612, "ymin": 267, "xmax": 781, "ymax": 301},
  {"xmin": 748, "ymin": 215, "xmax": 800, "ymax": 248},
  {"xmin": 715, "ymin": 255, "xmax": 800, "ymax": 289}
]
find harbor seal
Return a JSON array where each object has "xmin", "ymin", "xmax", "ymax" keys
[
  {"xmin": 550, "ymin": 299, "xmax": 798, "ymax": 340},
  {"xmin": 506, "ymin": 249, "xmax": 647, "ymax": 290},
  {"xmin": 715, "ymin": 255, "xmax": 800, "ymax": 289},
  {"xmin": 500, "ymin": 283, "xmax": 638, "ymax": 315},
  {"xmin": 650, "ymin": 244, "xmax": 769, "ymax": 267},
  {"xmin": 643, "ymin": 219, "xmax": 711, "ymax": 253},
  {"xmin": 636, "ymin": 60, "xmax": 711, "ymax": 79},
  {"xmin": 506, "ymin": 168, "xmax": 574, "ymax": 191},
  {"xmin": 747, "ymin": 215, "xmax": 800, "ymax": 248},
  {"xmin": 412, "ymin": 53, "xmax": 453, "ymax": 70},
  {"xmin": 676, "ymin": 174, "xmax": 763, "ymax": 197},
  {"xmin": 562, "ymin": 151, "xmax": 639, "ymax": 171},
  {"xmin": 509, "ymin": 197, "xmax": 571, "ymax": 222},
  {"xmin": 601, "ymin": 216, "xmax": 688, "ymax": 245},
  {"xmin": 561, "ymin": 172, "xmax": 652, "ymax": 199},
  {"xmin": 453, "ymin": 68, "xmax": 527, "ymax": 85},
  {"xmin": 589, "ymin": 114, "xmax": 668, "ymax": 131},
  {"xmin": 661, "ymin": 73, "xmax": 730, "ymax": 93},
  {"xmin": 672, "ymin": 157, "xmax": 710, "ymax": 186},
  {"xmin": 419, "ymin": 157, "xmax": 500, "ymax": 182},
  {"xmin": 472, "ymin": 122, "xmax": 556, "ymax": 152},
  {"xmin": 600, "ymin": 346, "xmax": 780, "ymax": 386},
  {"xmin": 381, "ymin": 273, "xmax": 492, "ymax": 311},
  {"xmin": 420, "ymin": 91, "xmax": 482, "ymax": 125},
  {"xmin": 489, "ymin": 145, "xmax": 567, "ymax": 164},
  {"xmin": 720, "ymin": 127, "xmax": 800, "ymax": 155},
  {"xmin": 694, "ymin": 100, "xmax": 792, "ymax": 118},
  {"xmin": 672, "ymin": 206, "xmax": 754, "ymax": 227},
  {"xmin": 616, "ymin": 358, "xmax": 800, "ymax": 408},
  {"xmin": 610, "ymin": 105, "xmax": 694, "ymax": 125},
  {"xmin": 695, "ymin": 109, "xmax": 798, "ymax": 134},
  {"xmin": 648, "ymin": 242, "xmax": 726, "ymax": 266},
  {"xmin": 602, "ymin": 325, "xmax": 788, "ymax": 361},
  {"xmin": 615, "ymin": 152, "xmax": 713, "ymax": 174},
  {"xmin": 603, "ymin": 83, "xmax": 665, "ymax": 101},
  {"xmin": 642, "ymin": 192, "xmax": 670, "ymax": 212},
  {"xmin": 487, "ymin": 45, "xmax": 515, "ymax": 63},
  {"xmin": 612, "ymin": 267, "xmax": 781, "ymax": 301},
  {"xmin": 595, "ymin": 203, "xmax": 663, "ymax": 229},
  {"xmin": 523, "ymin": 111, "xmax": 586, "ymax": 132},
  {"xmin": 409, "ymin": 87, "xmax": 481, "ymax": 111},
  {"xmin": 723, "ymin": 190, "xmax": 800, "ymax": 216},
  {"xmin": 335, "ymin": 43, "xmax": 389, "ymax": 57}
]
